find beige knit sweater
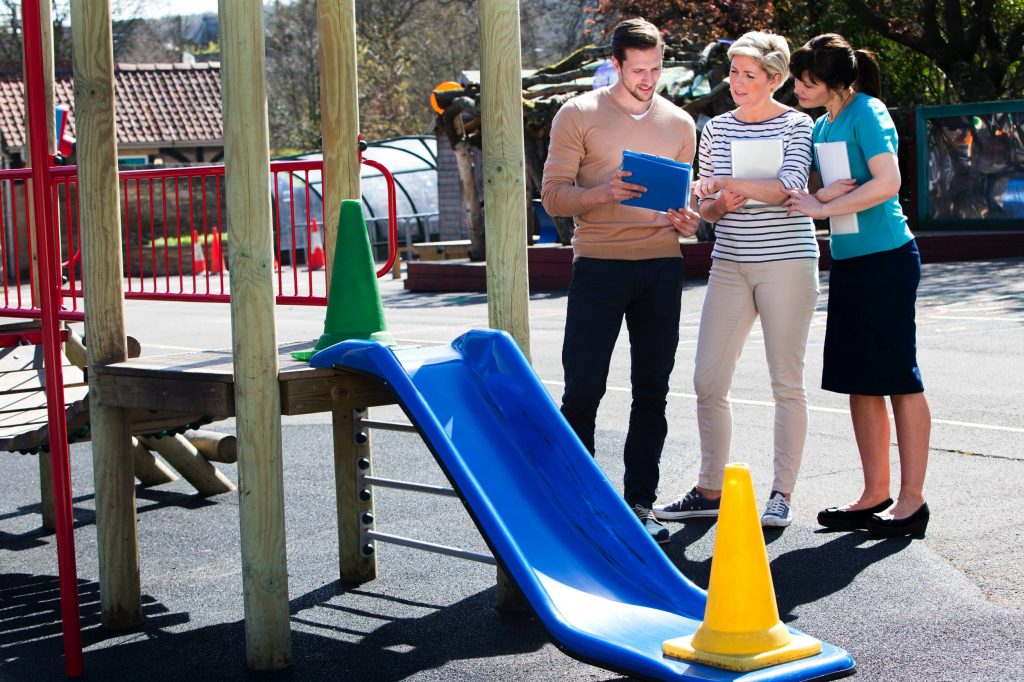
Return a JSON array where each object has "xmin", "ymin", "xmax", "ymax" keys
[{"xmin": 541, "ymin": 87, "xmax": 696, "ymax": 260}]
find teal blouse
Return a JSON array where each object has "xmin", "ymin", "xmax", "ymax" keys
[{"xmin": 812, "ymin": 93, "xmax": 914, "ymax": 260}]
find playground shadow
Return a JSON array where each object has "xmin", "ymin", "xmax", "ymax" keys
[
  {"xmin": 383, "ymin": 290, "xmax": 488, "ymax": 309},
  {"xmin": 661, "ymin": 522, "xmax": 910, "ymax": 627},
  {"xmin": 0, "ymin": 573, "xmax": 190, "ymax": 660},
  {"xmin": 661, "ymin": 519, "xmax": 716, "ymax": 590},
  {"xmin": 0, "ymin": 488, "xmax": 220, "ymax": 550},
  {"xmin": 770, "ymin": 531, "xmax": 911, "ymax": 623},
  {"xmin": 0, "ymin": 577, "xmax": 568, "ymax": 681},
  {"xmin": 916, "ymin": 257, "xmax": 1024, "ymax": 312}
]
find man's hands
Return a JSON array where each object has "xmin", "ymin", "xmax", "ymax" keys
[
  {"xmin": 582, "ymin": 169, "xmax": 646, "ymax": 208},
  {"xmin": 667, "ymin": 206, "xmax": 700, "ymax": 237},
  {"xmin": 579, "ymin": 169, "xmax": 699, "ymax": 236}
]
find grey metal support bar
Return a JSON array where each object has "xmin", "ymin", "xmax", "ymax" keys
[{"xmin": 365, "ymin": 530, "xmax": 496, "ymax": 565}]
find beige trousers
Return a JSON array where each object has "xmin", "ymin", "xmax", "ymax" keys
[{"xmin": 694, "ymin": 257, "xmax": 819, "ymax": 494}]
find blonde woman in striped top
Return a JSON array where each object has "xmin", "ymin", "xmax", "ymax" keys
[{"xmin": 655, "ymin": 31, "xmax": 818, "ymax": 528}]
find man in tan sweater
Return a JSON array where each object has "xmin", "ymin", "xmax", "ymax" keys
[{"xmin": 541, "ymin": 17, "xmax": 699, "ymax": 544}]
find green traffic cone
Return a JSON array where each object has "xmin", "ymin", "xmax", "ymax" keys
[{"xmin": 294, "ymin": 200, "xmax": 394, "ymax": 361}]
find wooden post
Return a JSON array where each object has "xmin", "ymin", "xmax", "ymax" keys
[
  {"xmin": 28, "ymin": 0, "xmax": 56, "ymax": 529},
  {"xmin": 70, "ymin": 0, "xmax": 141, "ymax": 629},
  {"xmin": 334, "ymin": 406, "xmax": 377, "ymax": 582},
  {"xmin": 478, "ymin": 0, "xmax": 531, "ymax": 611},
  {"xmin": 219, "ymin": 0, "xmax": 291, "ymax": 669},
  {"xmin": 318, "ymin": 0, "xmax": 377, "ymax": 585},
  {"xmin": 317, "ymin": 0, "xmax": 361, "ymax": 272}
]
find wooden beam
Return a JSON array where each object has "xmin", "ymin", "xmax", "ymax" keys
[
  {"xmin": 317, "ymin": 0, "xmax": 361, "ymax": 272},
  {"xmin": 70, "ymin": 0, "xmax": 141, "ymax": 629},
  {"xmin": 334, "ymin": 406, "xmax": 376, "ymax": 582},
  {"xmin": 218, "ymin": 0, "xmax": 291, "ymax": 669}
]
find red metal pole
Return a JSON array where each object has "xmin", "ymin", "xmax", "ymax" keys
[{"xmin": 21, "ymin": 0, "xmax": 84, "ymax": 676}]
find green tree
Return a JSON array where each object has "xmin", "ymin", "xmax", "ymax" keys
[
  {"xmin": 836, "ymin": 0, "xmax": 1023, "ymax": 102},
  {"xmin": 585, "ymin": 0, "xmax": 776, "ymax": 44}
]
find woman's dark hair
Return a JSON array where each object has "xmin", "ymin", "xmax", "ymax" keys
[
  {"xmin": 610, "ymin": 18, "xmax": 663, "ymax": 64},
  {"xmin": 789, "ymin": 33, "xmax": 882, "ymax": 99}
]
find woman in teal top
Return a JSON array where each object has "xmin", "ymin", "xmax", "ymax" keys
[{"xmin": 784, "ymin": 34, "xmax": 931, "ymax": 538}]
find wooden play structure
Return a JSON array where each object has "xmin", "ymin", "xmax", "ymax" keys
[{"xmin": 13, "ymin": 0, "xmax": 530, "ymax": 674}]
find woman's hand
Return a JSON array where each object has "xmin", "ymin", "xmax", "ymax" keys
[
  {"xmin": 716, "ymin": 189, "xmax": 747, "ymax": 214},
  {"xmin": 695, "ymin": 175, "xmax": 730, "ymax": 199},
  {"xmin": 667, "ymin": 206, "xmax": 700, "ymax": 237},
  {"xmin": 783, "ymin": 188, "xmax": 830, "ymax": 219},
  {"xmin": 816, "ymin": 178, "xmax": 857, "ymax": 204}
]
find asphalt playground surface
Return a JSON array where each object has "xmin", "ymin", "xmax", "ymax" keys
[{"xmin": 2, "ymin": 255, "xmax": 1023, "ymax": 681}]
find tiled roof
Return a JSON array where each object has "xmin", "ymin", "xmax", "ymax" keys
[{"xmin": 0, "ymin": 62, "xmax": 222, "ymax": 153}]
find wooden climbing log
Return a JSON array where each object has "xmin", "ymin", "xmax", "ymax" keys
[
  {"xmin": 137, "ymin": 434, "xmax": 234, "ymax": 497},
  {"xmin": 130, "ymin": 438, "xmax": 178, "ymax": 487},
  {"xmin": 184, "ymin": 429, "xmax": 237, "ymax": 464}
]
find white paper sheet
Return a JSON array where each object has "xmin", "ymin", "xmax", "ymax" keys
[
  {"xmin": 814, "ymin": 142, "xmax": 859, "ymax": 235},
  {"xmin": 731, "ymin": 139, "xmax": 783, "ymax": 207}
]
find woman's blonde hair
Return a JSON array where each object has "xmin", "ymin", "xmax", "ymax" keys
[{"xmin": 727, "ymin": 31, "xmax": 791, "ymax": 91}]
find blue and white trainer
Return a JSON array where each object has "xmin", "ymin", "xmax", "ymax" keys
[
  {"xmin": 633, "ymin": 504, "xmax": 671, "ymax": 544},
  {"xmin": 653, "ymin": 486, "xmax": 721, "ymax": 521},
  {"xmin": 761, "ymin": 490, "xmax": 793, "ymax": 528}
]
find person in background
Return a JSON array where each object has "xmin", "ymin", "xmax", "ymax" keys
[
  {"xmin": 541, "ymin": 17, "xmax": 700, "ymax": 544},
  {"xmin": 654, "ymin": 31, "xmax": 818, "ymax": 529},
  {"xmin": 784, "ymin": 33, "xmax": 932, "ymax": 538}
]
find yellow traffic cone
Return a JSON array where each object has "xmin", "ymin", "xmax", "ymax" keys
[{"xmin": 663, "ymin": 463, "xmax": 821, "ymax": 672}]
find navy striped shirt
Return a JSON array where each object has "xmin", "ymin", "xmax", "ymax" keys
[{"xmin": 698, "ymin": 109, "xmax": 818, "ymax": 263}]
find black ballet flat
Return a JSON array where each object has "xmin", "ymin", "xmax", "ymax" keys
[
  {"xmin": 817, "ymin": 498, "xmax": 894, "ymax": 531},
  {"xmin": 866, "ymin": 503, "xmax": 930, "ymax": 538}
]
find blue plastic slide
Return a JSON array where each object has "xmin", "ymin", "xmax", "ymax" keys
[{"xmin": 310, "ymin": 330, "xmax": 854, "ymax": 681}]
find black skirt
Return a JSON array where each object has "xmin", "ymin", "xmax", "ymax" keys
[{"xmin": 822, "ymin": 239, "xmax": 925, "ymax": 396}]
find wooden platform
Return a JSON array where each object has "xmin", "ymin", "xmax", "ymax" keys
[
  {"xmin": 91, "ymin": 341, "xmax": 396, "ymax": 417},
  {"xmin": 0, "ymin": 342, "xmax": 88, "ymax": 448}
]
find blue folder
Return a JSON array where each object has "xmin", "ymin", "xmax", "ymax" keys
[{"xmin": 620, "ymin": 150, "xmax": 692, "ymax": 213}]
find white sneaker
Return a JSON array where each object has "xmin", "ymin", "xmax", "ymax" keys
[{"xmin": 761, "ymin": 490, "xmax": 793, "ymax": 528}]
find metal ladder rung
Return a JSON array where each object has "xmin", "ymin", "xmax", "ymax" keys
[
  {"xmin": 365, "ymin": 530, "xmax": 495, "ymax": 565},
  {"xmin": 359, "ymin": 418, "xmax": 417, "ymax": 433},
  {"xmin": 363, "ymin": 475, "xmax": 457, "ymax": 498}
]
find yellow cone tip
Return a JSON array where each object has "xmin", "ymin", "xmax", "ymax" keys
[{"xmin": 663, "ymin": 632, "xmax": 822, "ymax": 672}]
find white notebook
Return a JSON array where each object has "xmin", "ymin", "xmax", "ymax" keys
[
  {"xmin": 731, "ymin": 139, "xmax": 784, "ymax": 207},
  {"xmin": 814, "ymin": 142, "xmax": 859, "ymax": 234}
]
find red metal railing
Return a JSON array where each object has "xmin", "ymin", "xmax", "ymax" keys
[{"xmin": 22, "ymin": 158, "xmax": 397, "ymax": 309}]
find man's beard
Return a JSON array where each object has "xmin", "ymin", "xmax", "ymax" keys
[{"xmin": 626, "ymin": 83, "xmax": 654, "ymax": 103}]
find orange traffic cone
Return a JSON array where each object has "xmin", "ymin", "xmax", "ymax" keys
[
  {"xmin": 209, "ymin": 227, "xmax": 226, "ymax": 274},
  {"xmin": 191, "ymin": 230, "xmax": 207, "ymax": 275},
  {"xmin": 307, "ymin": 218, "xmax": 326, "ymax": 271}
]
